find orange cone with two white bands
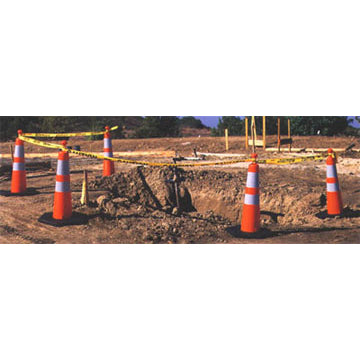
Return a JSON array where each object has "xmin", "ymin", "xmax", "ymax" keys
[
  {"xmin": 11, "ymin": 130, "xmax": 27, "ymax": 194},
  {"xmin": 326, "ymin": 148, "xmax": 343, "ymax": 215},
  {"xmin": 241, "ymin": 154, "xmax": 260, "ymax": 233},
  {"xmin": 103, "ymin": 126, "xmax": 115, "ymax": 177},
  {"xmin": 53, "ymin": 141, "xmax": 72, "ymax": 220}
]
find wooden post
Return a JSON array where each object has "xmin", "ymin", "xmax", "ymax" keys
[
  {"xmin": 245, "ymin": 117, "xmax": 249, "ymax": 149},
  {"xmin": 225, "ymin": 128, "xmax": 229, "ymax": 151},
  {"xmin": 288, "ymin": 118, "xmax": 292, "ymax": 152},
  {"xmin": 251, "ymin": 117, "xmax": 255, "ymax": 153},
  {"xmin": 80, "ymin": 170, "xmax": 89, "ymax": 206},
  {"xmin": 10, "ymin": 145, "xmax": 14, "ymax": 163},
  {"xmin": 262, "ymin": 116, "xmax": 266, "ymax": 149},
  {"xmin": 277, "ymin": 118, "xmax": 281, "ymax": 152},
  {"xmin": 252, "ymin": 116, "xmax": 257, "ymax": 141}
]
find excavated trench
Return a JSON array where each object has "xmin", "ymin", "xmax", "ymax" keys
[
  {"xmin": 89, "ymin": 166, "xmax": 326, "ymax": 225},
  {"xmin": 88, "ymin": 165, "xmax": 359, "ymax": 232}
]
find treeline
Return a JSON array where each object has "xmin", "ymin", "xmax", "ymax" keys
[
  {"xmin": 0, "ymin": 116, "xmax": 358, "ymax": 141},
  {"xmin": 0, "ymin": 116, "xmax": 206, "ymax": 141},
  {"xmin": 212, "ymin": 116, "xmax": 358, "ymax": 137}
]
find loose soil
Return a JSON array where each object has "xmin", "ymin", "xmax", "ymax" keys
[{"xmin": 0, "ymin": 136, "xmax": 359, "ymax": 244}]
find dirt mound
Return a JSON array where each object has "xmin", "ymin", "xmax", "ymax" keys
[
  {"xmin": 86, "ymin": 167, "xmax": 236, "ymax": 243},
  {"xmin": 85, "ymin": 165, "xmax": 360, "ymax": 243},
  {"xmin": 90, "ymin": 167, "xmax": 196, "ymax": 213},
  {"xmin": 89, "ymin": 166, "xmax": 332, "ymax": 226}
]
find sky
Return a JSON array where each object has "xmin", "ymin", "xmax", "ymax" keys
[{"xmin": 194, "ymin": 116, "xmax": 360, "ymax": 128}]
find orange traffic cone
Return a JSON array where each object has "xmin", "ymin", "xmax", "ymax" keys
[
  {"xmin": 326, "ymin": 148, "xmax": 343, "ymax": 215},
  {"xmin": 103, "ymin": 126, "xmax": 115, "ymax": 177},
  {"xmin": 241, "ymin": 153, "xmax": 260, "ymax": 233},
  {"xmin": 11, "ymin": 130, "xmax": 27, "ymax": 194},
  {"xmin": 53, "ymin": 141, "xmax": 72, "ymax": 220}
]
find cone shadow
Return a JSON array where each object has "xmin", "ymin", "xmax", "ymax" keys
[
  {"xmin": 0, "ymin": 188, "xmax": 40, "ymax": 197},
  {"xmin": 315, "ymin": 207, "xmax": 360, "ymax": 220}
]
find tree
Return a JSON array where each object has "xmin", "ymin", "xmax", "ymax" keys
[
  {"xmin": 210, "ymin": 116, "xmax": 351, "ymax": 137},
  {"xmin": 289, "ymin": 117, "xmax": 349, "ymax": 135},
  {"xmin": 0, "ymin": 116, "xmax": 127, "ymax": 141},
  {"xmin": 177, "ymin": 117, "xmax": 205, "ymax": 129},
  {"xmin": 211, "ymin": 116, "xmax": 244, "ymax": 136},
  {"xmin": 135, "ymin": 116, "xmax": 180, "ymax": 138}
]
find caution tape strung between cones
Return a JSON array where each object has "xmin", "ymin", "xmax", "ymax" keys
[
  {"xmin": 18, "ymin": 135, "xmax": 327, "ymax": 167},
  {"xmin": 22, "ymin": 126, "xmax": 119, "ymax": 138}
]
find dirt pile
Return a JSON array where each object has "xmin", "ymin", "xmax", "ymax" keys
[
  {"xmin": 90, "ymin": 167, "xmax": 196, "ymax": 213},
  {"xmin": 86, "ymin": 167, "xmax": 233, "ymax": 243},
  {"xmin": 85, "ymin": 165, "xmax": 359, "ymax": 243}
]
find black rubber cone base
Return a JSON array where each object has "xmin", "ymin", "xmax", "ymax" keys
[
  {"xmin": 0, "ymin": 188, "xmax": 40, "ymax": 197},
  {"xmin": 38, "ymin": 212, "xmax": 89, "ymax": 227},
  {"xmin": 226, "ymin": 225, "xmax": 273, "ymax": 239},
  {"xmin": 315, "ymin": 207, "xmax": 360, "ymax": 220},
  {"xmin": 315, "ymin": 210, "xmax": 342, "ymax": 220},
  {"xmin": 239, "ymin": 228, "xmax": 273, "ymax": 239}
]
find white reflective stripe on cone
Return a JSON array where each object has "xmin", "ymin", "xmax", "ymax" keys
[
  {"xmin": 104, "ymin": 138, "xmax": 112, "ymax": 148},
  {"xmin": 55, "ymin": 181, "xmax": 71, "ymax": 193},
  {"xmin": 57, "ymin": 160, "xmax": 70, "ymax": 175},
  {"xmin": 246, "ymin": 172, "xmax": 259, "ymax": 188},
  {"xmin": 104, "ymin": 152, "xmax": 113, "ymax": 157},
  {"xmin": 244, "ymin": 194, "xmax": 259, "ymax": 205},
  {"xmin": 326, "ymin": 165, "xmax": 337, "ymax": 179},
  {"xmin": 14, "ymin": 145, "xmax": 24, "ymax": 158},
  {"xmin": 13, "ymin": 162, "xmax": 25, "ymax": 171},
  {"xmin": 327, "ymin": 183, "xmax": 339, "ymax": 192}
]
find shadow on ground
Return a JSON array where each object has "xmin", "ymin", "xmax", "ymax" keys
[
  {"xmin": 315, "ymin": 207, "xmax": 360, "ymax": 219},
  {"xmin": 0, "ymin": 188, "xmax": 40, "ymax": 197},
  {"xmin": 226, "ymin": 224, "xmax": 360, "ymax": 240}
]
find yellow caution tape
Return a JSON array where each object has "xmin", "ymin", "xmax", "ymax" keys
[
  {"xmin": 22, "ymin": 126, "xmax": 119, "ymax": 138},
  {"xmin": 260, "ymin": 154, "xmax": 327, "ymax": 165},
  {"xmin": 18, "ymin": 135, "xmax": 327, "ymax": 167}
]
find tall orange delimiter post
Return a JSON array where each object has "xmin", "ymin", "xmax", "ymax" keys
[
  {"xmin": 103, "ymin": 126, "xmax": 115, "ymax": 176},
  {"xmin": 241, "ymin": 153, "xmax": 261, "ymax": 233},
  {"xmin": 11, "ymin": 130, "xmax": 27, "ymax": 194},
  {"xmin": 326, "ymin": 148, "xmax": 343, "ymax": 215},
  {"xmin": 53, "ymin": 141, "xmax": 72, "ymax": 220}
]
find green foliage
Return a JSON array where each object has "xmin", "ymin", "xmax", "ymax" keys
[
  {"xmin": 135, "ymin": 116, "xmax": 180, "ymax": 138},
  {"xmin": 288, "ymin": 117, "xmax": 349, "ymax": 136},
  {"xmin": 211, "ymin": 116, "xmax": 244, "ymax": 136},
  {"xmin": 0, "ymin": 116, "xmax": 355, "ymax": 141},
  {"xmin": 210, "ymin": 116, "xmax": 351, "ymax": 137},
  {"xmin": 0, "ymin": 116, "xmax": 129, "ymax": 141},
  {"xmin": 177, "ymin": 117, "xmax": 205, "ymax": 129},
  {"xmin": 343, "ymin": 126, "xmax": 360, "ymax": 137}
]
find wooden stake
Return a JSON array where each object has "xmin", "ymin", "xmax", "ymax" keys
[
  {"xmin": 10, "ymin": 144, "xmax": 14, "ymax": 163},
  {"xmin": 251, "ymin": 117, "xmax": 255, "ymax": 153},
  {"xmin": 225, "ymin": 128, "xmax": 229, "ymax": 151},
  {"xmin": 245, "ymin": 118, "xmax": 249, "ymax": 149},
  {"xmin": 252, "ymin": 116, "xmax": 257, "ymax": 141},
  {"xmin": 277, "ymin": 118, "xmax": 281, "ymax": 152},
  {"xmin": 288, "ymin": 118, "xmax": 292, "ymax": 152},
  {"xmin": 80, "ymin": 170, "xmax": 89, "ymax": 206},
  {"xmin": 262, "ymin": 116, "xmax": 266, "ymax": 149}
]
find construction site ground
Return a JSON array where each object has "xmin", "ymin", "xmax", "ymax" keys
[{"xmin": 1, "ymin": 135, "xmax": 359, "ymax": 244}]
